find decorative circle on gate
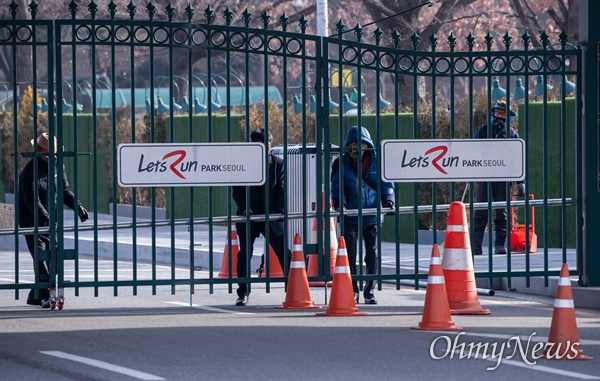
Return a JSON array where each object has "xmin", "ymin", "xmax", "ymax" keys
[
  {"xmin": 397, "ymin": 55, "xmax": 414, "ymax": 72},
  {"xmin": 416, "ymin": 57, "xmax": 432, "ymax": 73},
  {"xmin": 74, "ymin": 25, "xmax": 92, "ymax": 42},
  {"xmin": 0, "ymin": 26, "xmax": 12, "ymax": 43},
  {"xmin": 267, "ymin": 36, "xmax": 283, "ymax": 53},
  {"xmin": 547, "ymin": 55, "xmax": 563, "ymax": 72},
  {"xmin": 342, "ymin": 46, "xmax": 358, "ymax": 64},
  {"xmin": 191, "ymin": 29, "xmax": 207, "ymax": 46},
  {"xmin": 230, "ymin": 32, "xmax": 245, "ymax": 48},
  {"xmin": 134, "ymin": 26, "xmax": 150, "ymax": 43},
  {"xmin": 472, "ymin": 57, "xmax": 488, "ymax": 73},
  {"xmin": 453, "ymin": 58, "xmax": 469, "ymax": 74},
  {"xmin": 527, "ymin": 56, "xmax": 543, "ymax": 72},
  {"xmin": 153, "ymin": 27, "xmax": 169, "ymax": 44},
  {"xmin": 248, "ymin": 34, "xmax": 264, "ymax": 50},
  {"xmin": 95, "ymin": 25, "xmax": 111, "ymax": 42},
  {"xmin": 361, "ymin": 50, "xmax": 377, "ymax": 66},
  {"xmin": 509, "ymin": 56, "xmax": 526, "ymax": 73},
  {"xmin": 490, "ymin": 57, "xmax": 506, "ymax": 73},
  {"xmin": 16, "ymin": 25, "xmax": 32, "ymax": 42},
  {"xmin": 379, "ymin": 53, "xmax": 395, "ymax": 69},
  {"xmin": 285, "ymin": 38, "xmax": 302, "ymax": 55},
  {"xmin": 435, "ymin": 57, "xmax": 451, "ymax": 74},
  {"xmin": 172, "ymin": 28, "xmax": 188, "ymax": 45},
  {"xmin": 114, "ymin": 26, "xmax": 131, "ymax": 43},
  {"xmin": 211, "ymin": 31, "xmax": 227, "ymax": 47}
]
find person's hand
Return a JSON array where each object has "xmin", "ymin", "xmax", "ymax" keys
[
  {"xmin": 382, "ymin": 200, "xmax": 394, "ymax": 208},
  {"xmin": 516, "ymin": 183, "xmax": 526, "ymax": 198},
  {"xmin": 78, "ymin": 205, "xmax": 89, "ymax": 223}
]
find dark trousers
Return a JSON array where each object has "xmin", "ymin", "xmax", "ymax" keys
[
  {"xmin": 344, "ymin": 224, "xmax": 377, "ymax": 296},
  {"xmin": 474, "ymin": 182, "xmax": 508, "ymax": 245},
  {"xmin": 236, "ymin": 222, "xmax": 291, "ymax": 298},
  {"xmin": 24, "ymin": 233, "xmax": 52, "ymax": 300}
]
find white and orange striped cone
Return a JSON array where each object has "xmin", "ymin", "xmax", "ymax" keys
[
  {"xmin": 258, "ymin": 246, "xmax": 285, "ymax": 278},
  {"xmin": 412, "ymin": 245, "xmax": 462, "ymax": 331},
  {"xmin": 317, "ymin": 236, "xmax": 367, "ymax": 316},
  {"xmin": 276, "ymin": 233, "xmax": 321, "ymax": 309},
  {"xmin": 307, "ymin": 215, "xmax": 337, "ymax": 287},
  {"xmin": 218, "ymin": 223, "xmax": 238, "ymax": 278},
  {"xmin": 442, "ymin": 202, "xmax": 491, "ymax": 315},
  {"xmin": 544, "ymin": 263, "xmax": 593, "ymax": 360}
]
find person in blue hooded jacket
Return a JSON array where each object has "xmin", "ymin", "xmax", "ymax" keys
[{"xmin": 331, "ymin": 126, "xmax": 395, "ymax": 305}]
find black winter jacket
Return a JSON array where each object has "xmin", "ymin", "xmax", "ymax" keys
[
  {"xmin": 18, "ymin": 158, "xmax": 79, "ymax": 228},
  {"xmin": 232, "ymin": 153, "xmax": 285, "ymax": 235}
]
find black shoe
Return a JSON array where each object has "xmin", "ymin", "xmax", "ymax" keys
[
  {"xmin": 41, "ymin": 299, "xmax": 51, "ymax": 309},
  {"xmin": 354, "ymin": 292, "xmax": 359, "ymax": 304},
  {"xmin": 235, "ymin": 296, "xmax": 248, "ymax": 306},
  {"xmin": 472, "ymin": 246, "xmax": 483, "ymax": 255},
  {"xmin": 495, "ymin": 246, "xmax": 507, "ymax": 255},
  {"xmin": 27, "ymin": 298, "xmax": 41, "ymax": 306},
  {"xmin": 364, "ymin": 295, "xmax": 378, "ymax": 305}
]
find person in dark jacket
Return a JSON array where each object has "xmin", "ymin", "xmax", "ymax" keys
[
  {"xmin": 331, "ymin": 126, "xmax": 395, "ymax": 304},
  {"xmin": 19, "ymin": 133, "xmax": 89, "ymax": 308},
  {"xmin": 473, "ymin": 102, "xmax": 525, "ymax": 255},
  {"xmin": 231, "ymin": 128, "xmax": 291, "ymax": 306}
]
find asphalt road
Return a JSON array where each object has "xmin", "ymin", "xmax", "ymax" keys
[{"xmin": 1, "ymin": 271, "xmax": 599, "ymax": 381}]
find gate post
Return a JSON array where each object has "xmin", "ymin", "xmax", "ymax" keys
[{"xmin": 579, "ymin": 0, "xmax": 600, "ymax": 286}]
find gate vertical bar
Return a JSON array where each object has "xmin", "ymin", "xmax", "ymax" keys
[
  {"xmin": 167, "ymin": 6, "xmax": 176, "ymax": 295},
  {"xmin": 10, "ymin": 11, "xmax": 20, "ymax": 299},
  {"xmin": 411, "ymin": 33, "xmax": 420, "ymax": 287},
  {"xmin": 109, "ymin": 5, "xmax": 119, "ymax": 297},
  {"xmin": 70, "ymin": 10, "xmax": 80, "ymax": 297},
  {"xmin": 128, "ymin": 6, "xmax": 139, "ymax": 296},
  {"xmin": 206, "ymin": 8, "xmax": 215, "ymax": 294}
]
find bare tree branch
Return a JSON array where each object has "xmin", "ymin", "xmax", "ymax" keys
[{"xmin": 510, "ymin": 0, "xmax": 542, "ymax": 48}]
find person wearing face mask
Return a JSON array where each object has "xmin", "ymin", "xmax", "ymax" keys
[
  {"xmin": 18, "ymin": 133, "xmax": 89, "ymax": 308},
  {"xmin": 331, "ymin": 126, "xmax": 395, "ymax": 304},
  {"xmin": 472, "ymin": 102, "xmax": 526, "ymax": 255}
]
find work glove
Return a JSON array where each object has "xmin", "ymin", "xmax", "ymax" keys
[
  {"xmin": 78, "ymin": 205, "xmax": 89, "ymax": 223},
  {"xmin": 382, "ymin": 200, "xmax": 394, "ymax": 208},
  {"xmin": 515, "ymin": 182, "xmax": 526, "ymax": 198}
]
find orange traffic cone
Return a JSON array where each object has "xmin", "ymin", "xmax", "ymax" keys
[
  {"xmin": 218, "ymin": 224, "xmax": 238, "ymax": 278},
  {"xmin": 442, "ymin": 202, "xmax": 491, "ymax": 315},
  {"xmin": 258, "ymin": 246, "xmax": 284, "ymax": 278},
  {"xmin": 544, "ymin": 263, "xmax": 593, "ymax": 360},
  {"xmin": 276, "ymin": 233, "xmax": 321, "ymax": 309},
  {"xmin": 412, "ymin": 245, "xmax": 462, "ymax": 331},
  {"xmin": 317, "ymin": 236, "xmax": 367, "ymax": 317},
  {"xmin": 307, "ymin": 215, "xmax": 337, "ymax": 287}
]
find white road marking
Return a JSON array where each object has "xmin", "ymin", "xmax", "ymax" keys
[
  {"xmin": 40, "ymin": 351, "xmax": 165, "ymax": 380},
  {"xmin": 454, "ymin": 350, "xmax": 600, "ymax": 380},
  {"xmin": 438, "ymin": 331, "xmax": 600, "ymax": 346},
  {"xmin": 166, "ymin": 301, "xmax": 254, "ymax": 315}
]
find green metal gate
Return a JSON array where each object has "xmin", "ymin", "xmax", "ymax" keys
[{"xmin": 0, "ymin": 1, "xmax": 587, "ymax": 303}]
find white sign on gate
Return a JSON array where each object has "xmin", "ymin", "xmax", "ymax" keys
[
  {"xmin": 381, "ymin": 139, "xmax": 525, "ymax": 182},
  {"xmin": 117, "ymin": 143, "xmax": 266, "ymax": 187}
]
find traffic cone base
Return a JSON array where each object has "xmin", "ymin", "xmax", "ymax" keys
[
  {"xmin": 445, "ymin": 270, "xmax": 491, "ymax": 315},
  {"xmin": 317, "ymin": 236, "xmax": 367, "ymax": 317},
  {"xmin": 276, "ymin": 234, "xmax": 321, "ymax": 310},
  {"xmin": 412, "ymin": 245, "xmax": 462, "ymax": 331},
  {"xmin": 544, "ymin": 264, "xmax": 593, "ymax": 361}
]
